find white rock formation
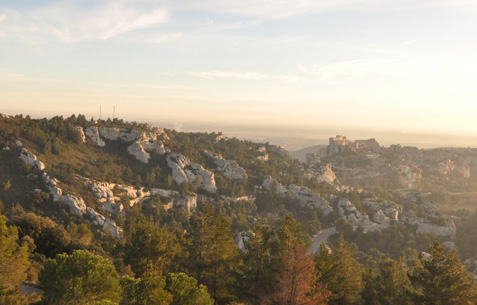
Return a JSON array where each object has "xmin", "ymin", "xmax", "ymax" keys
[
  {"xmin": 126, "ymin": 142, "xmax": 151, "ymax": 163},
  {"xmin": 80, "ymin": 177, "xmax": 116, "ymax": 203},
  {"xmin": 48, "ymin": 186, "xmax": 63, "ymax": 202},
  {"xmin": 404, "ymin": 215, "xmax": 456, "ymax": 237},
  {"xmin": 167, "ymin": 154, "xmax": 217, "ymax": 193},
  {"xmin": 364, "ymin": 199, "xmax": 401, "ymax": 221},
  {"xmin": 305, "ymin": 164, "xmax": 337, "ymax": 184},
  {"xmin": 85, "ymin": 127, "xmax": 106, "ymax": 146},
  {"xmin": 60, "ymin": 194, "xmax": 87, "ymax": 216},
  {"xmin": 94, "ymin": 126, "xmax": 166, "ymax": 163},
  {"xmin": 337, "ymin": 198, "xmax": 371, "ymax": 226},
  {"xmin": 150, "ymin": 188, "xmax": 179, "ymax": 198},
  {"xmin": 42, "ymin": 173, "xmax": 122, "ymax": 238},
  {"xmin": 202, "ymin": 151, "xmax": 247, "ymax": 181},
  {"xmin": 235, "ymin": 231, "xmax": 250, "ymax": 253},
  {"xmin": 262, "ymin": 176, "xmax": 333, "ymax": 215},
  {"xmin": 98, "ymin": 127, "xmax": 143, "ymax": 142},
  {"xmin": 19, "ymin": 148, "xmax": 45, "ymax": 170},
  {"xmin": 101, "ymin": 202, "xmax": 124, "ymax": 216},
  {"xmin": 87, "ymin": 207, "xmax": 123, "ymax": 239}
]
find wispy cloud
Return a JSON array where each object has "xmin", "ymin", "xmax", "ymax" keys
[
  {"xmin": 106, "ymin": 82, "xmax": 191, "ymax": 90},
  {"xmin": 125, "ymin": 32, "xmax": 183, "ymax": 44},
  {"xmin": 170, "ymin": 0, "xmax": 477, "ymax": 19},
  {"xmin": 0, "ymin": 1, "xmax": 169, "ymax": 44},
  {"xmin": 0, "ymin": 71, "xmax": 60, "ymax": 83},
  {"xmin": 185, "ymin": 71, "xmax": 268, "ymax": 80}
]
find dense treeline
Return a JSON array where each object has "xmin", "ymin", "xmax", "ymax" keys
[{"xmin": 1, "ymin": 207, "xmax": 477, "ymax": 304}]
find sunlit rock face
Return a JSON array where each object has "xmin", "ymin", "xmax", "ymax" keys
[
  {"xmin": 262, "ymin": 176, "xmax": 333, "ymax": 215},
  {"xmin": 167, "ymin": 153, "xmax": 217, "ymax": 194},
  {"xmin": 85, "ymin": 127, "xmax": 106, "ymax": 146},
  {"xmin": 202, "ymin": 150, "xmax": 247, "ymax": 181},
  {"xmin": 305, "ymin": 163, "xmax": 338, "ymax": 185},
  {"xmin": 19, "ymin": 148, "xmax": 45, "ymax": 170},
  {"xmin": 85, "ymin": 126, "xmax": 166, "ymax": 163}
]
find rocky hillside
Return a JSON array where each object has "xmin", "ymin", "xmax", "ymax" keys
[{"xmin": 2, "ymin": 114, "xmax": 477, "ymax": 278}]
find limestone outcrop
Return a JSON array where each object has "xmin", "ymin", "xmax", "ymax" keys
[
  {"xmin": 85, "ymin": 127, "xmax": 106, "ymax": 146},
  {"xmin": 305, "ymin": 163, "xmax": 337, "ymax": 184},
  {"xmin": 101, "ymin": 202, "xmax": 124, "ymax": 217},
  {"xmin": 262, "ymin": 176, "xmax": 333, "ymax": 215},
  {"xmin": 235, "ymin": 231, "xmax": 250, "ymax": 253},
  {"xmin": 99, "ymin": 126, "xmax": 167, "ymax": 163},
  {"xmin": 364, "ymin": 199, "xmax": 400, "ymax": 221},
  {"xmin": 19, "ymin": 148, "xmax": 45, "ymax": 170},
  {"xmin": 42, "ymin": 173, "xmax": 123, "ymax": 239},
  {"xmin": 80, "ymin": 177, "xmax": 116, "ymax": 203},
  {"xmin": 167, "ymin": 154, "xmax": 217, "ymax": 193},
  {"xmin": 404, "ymin": 215, "xmax": 456, "ymax": 237},
  {"xmin": 202, "ymin": 151, "xmax": 247, "ymax": 181},
  {"xmin": 337, "ymin": 198, "xmax": 371, "ymax": 226},
  {"xmin": 60, "ymin": 194, "xmax": 87, "ymax": 216}
]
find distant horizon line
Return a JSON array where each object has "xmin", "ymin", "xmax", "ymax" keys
[{"xmin": 3, "ymin": 111, "xmax": 477, "ymax": 151}]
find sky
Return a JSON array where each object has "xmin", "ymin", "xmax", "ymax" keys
[{"xmin": 1, "ymin": 0, "xmax": 477, "ymax": 148}]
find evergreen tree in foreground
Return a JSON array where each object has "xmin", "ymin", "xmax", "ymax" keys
[
  {"xmin": 239, "ymin": 218, "xmax": 281, "ymax": 304},
  {"xmin": 185, "ymin": 204, "xmax": 238, "ymax": 304},
  {"xmin": 39, "ymin": 250, "xmax": 121, "ymax": 305},
  {"xmin": 362, "ymin": 258, "xmax": 413, "ymax": 305},
  {"xmin": 409, "ymin": 240, "xmax": 477, "ymax": 305},
  {"xmin": 316, "ymin": 235, "xmax": 364, "ymax": 305},
  {"xmin": 0, "ymin": 213, "xmax": 30, "ymax": 295}
]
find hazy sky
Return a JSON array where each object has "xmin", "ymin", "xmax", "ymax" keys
[{"xmin": 1, "ymin": 0, "xmax": 477, "ymax": 144}]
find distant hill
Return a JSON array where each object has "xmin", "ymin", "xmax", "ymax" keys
[{"xmin": 290, "ymin": 144, "xmax": 327, "ymax": 162}]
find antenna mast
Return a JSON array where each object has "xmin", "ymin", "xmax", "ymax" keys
[{"xmin": 113, "ymin": 105, "xmax": 115, "ymax": 120}]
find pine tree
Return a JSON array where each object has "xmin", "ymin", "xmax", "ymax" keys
[
  {"xmin": 185, "ymin": 204, "xmax": 237, "ymax": 304},
  {"xmin": 0, "ymin": 214, "xmax": 30, "ymax": 294},
  {"xmin": 316, "ymin": 235, "xmax": 364, "ymax": 305},
  {"xmin": 240, "ymin": 218, "xmax": 280, "ymax": 304},
  {"xmin": 409, "ymin": 240, "xmax": 477, "ymax": 305},
  {"xmin": 39, "ymin": 250, "xmax": 121, "ymax": 304},
  {"xmin": 124, "ymin": 216, "xmax": 180, "ymax": 277},
  {"xmin": 362, "ymin": 258, "xmax": 412, "ymax": 305}
]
